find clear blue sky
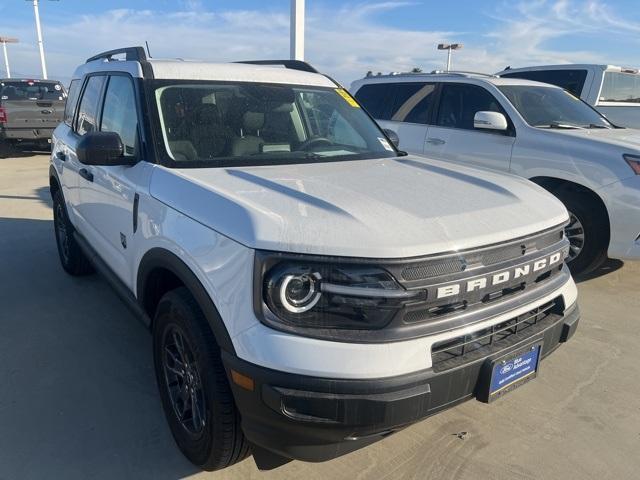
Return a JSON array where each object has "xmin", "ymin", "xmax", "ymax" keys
[{"xmin": 2, "ymin": 0, "xmax": 640, "ymax": 84}]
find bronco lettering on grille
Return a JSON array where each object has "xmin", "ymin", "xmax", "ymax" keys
[{"xmin": 436, "ymin": 251, "xmax": 563, "ymax": 299}]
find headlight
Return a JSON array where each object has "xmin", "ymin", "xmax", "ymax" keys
[
  {"xmin": 623, "ymin": 154, "xmax": 640, "ymax": 175},
  {"xmin": 258, "ymin": 256, "xmax": 424, "ymax": 331},
  {"xmin": 278, "ymin": 271, "xmax": 322, "ymax": 313}
]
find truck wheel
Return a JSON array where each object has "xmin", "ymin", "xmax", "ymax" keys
[
  {"xmin": 153, "ymin": 287, "xmax": 250, "ymax": 471},
  {"xmin": 0, "ymin": 139, "xmax": 13, "ymax": 158},
  {"xmin": 52, "ymin": 191, "xmax": 94, "ymax": 276},
  {"xmin": 554, "ymin": 188, "xmax": 608, "ymax": 276}
]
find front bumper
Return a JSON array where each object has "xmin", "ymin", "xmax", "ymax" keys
[
  {"xmin": 600, "ymin": 175, "xmax": 640, "ymax": 260},
  {"xmin": 223, "ymin": 302, "xmax": 580, "ymax": 464}
]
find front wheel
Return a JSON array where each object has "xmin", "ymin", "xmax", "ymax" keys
[
  {"xmin": 153, "ymin": 287, "xmax": 250, "ymax": 471},
  {"xmin": 554, "ymin": 189, "xmax": 608, "ymax": 276}
]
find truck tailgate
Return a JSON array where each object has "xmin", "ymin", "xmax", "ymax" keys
[{"xmin": 1, "ymin": 99, "xmax": 64, "ymax": 129}]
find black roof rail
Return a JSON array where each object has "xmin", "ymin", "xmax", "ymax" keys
[
  {"xmin": 86, "ymin": 46, "xmax": 147, "ymax": 64},
  {"xmin": 455, "ymin": 70, "xmax": 497, "ymax": 77},
  {"xmin": 235, "ymin": 60, "xmax": 319, "ymax": 74},
  {"xmin": 429, "ymin": 70, "xmax": 496, "ymax": 77}
]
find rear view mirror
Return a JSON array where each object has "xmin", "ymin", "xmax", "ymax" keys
[
  {"xmin": 77, "ymin": 131, "xmax": 132, "ymax": 166},
  {"xmin": 474, "ymin": 111, "xmax": 508, "ymax": 131},
  {"xmin": 383, "ymin": 129, "xmax": 400, "ymax": 148}
]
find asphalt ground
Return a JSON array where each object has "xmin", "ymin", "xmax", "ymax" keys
[{"xmin": 1, "ymin": 150, "xmax": 638, "ymax": 480}]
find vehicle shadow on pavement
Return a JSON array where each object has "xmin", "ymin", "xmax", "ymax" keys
[
  {"xmin": 0, "ymin": 187, "xmax": 53, "ymax": 208},
  {"xmin": 574, "ymin": 258, "xmax": 624, "ymax": 283},
  {"xmin": 0, "ymin": 217, "xmax": 201, "ymax": 480}
]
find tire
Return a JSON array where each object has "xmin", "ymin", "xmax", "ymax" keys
[
  {"xmin": 153, "ymin": 287, "xmax": 250, "ymax": 471},
  {"xmin": 553, "ymin": 188, "xmax": 608, "ymax": 276},
  {"xmin": 0, "ymin": 138, "xmax": 13, "ymax": 159},
  {"xmin": 52, "ymin": 190, "xmax": 94, "ymax": 276}
]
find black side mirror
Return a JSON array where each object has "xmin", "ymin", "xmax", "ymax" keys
[
  {"xmin": 383, "ymin": 129, "xmax": 400, "ymax": 148},
  {"xmin": 77, "ymin": 131, "xmax": 132, "ymax": 166}
]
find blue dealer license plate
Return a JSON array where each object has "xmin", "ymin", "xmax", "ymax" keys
[{"xmin": 486, "ymin": 343, "xmax": 541, "ymax": 402}]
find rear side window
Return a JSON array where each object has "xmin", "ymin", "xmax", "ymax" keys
[
  {"xmin": 100, "ymin": 75, "xmax": 139, "ymax": 157},
  {"xmin": 355, "ymin": 82, "xmax": 436, "ymax": 124},
  {"xmin": 64, "ymin": 79, "xmax": 81, "ymax": 126},
  {"xmin": 388, "ymin": 83, "xmax": 435, "ymax": 124},
  {"xmin": 501, "ymin": 69, "xmax": 587, "ymax": 97},
  {"xmin": 353, "ymin": 83, "xmax": 393, "ymax": 119},
  {"xmin": 436, "ymin": 83, "xmax": 506, "ymax": 131},
  {"xmin": 600, "ymin": 72, "xmax": 640, "ymax": 103},
  {"xmin": 75, "ymin": 76, "xmax": 106, "ymax": 136}
]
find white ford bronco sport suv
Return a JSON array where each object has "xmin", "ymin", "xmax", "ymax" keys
[
  {"xmin": 50, "ymin": 47, "xmax": 580, "ymax": 471},
  {"xmin": 352, "ymin": 72, "xmax": 640, "ymax": 275}
]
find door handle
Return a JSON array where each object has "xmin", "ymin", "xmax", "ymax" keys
[
  {"xmin": 426, "ymin": 137, "xmax": 446, "ymax": 146},
  {"xmin": 55, "ymin": 151, "xmax": 66, "ymax": 162},
  {"xmin": 79, "ymin": 168, "xmax": 94, "ymax": 182}
]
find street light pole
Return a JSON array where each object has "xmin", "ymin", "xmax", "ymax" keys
[
  {"xmin": 31, "ymin": 0, "xmax": 48, "ymax": 79},
  {"xmin": 437, "ymin": 43, "xmax": 463, "ymax": 72},
  {"xmin": 2, "ymin": 41, "xmax": 10, "ymax": 78},
  {"xmin": 290, "ymin": 0, "xmax": 305, "ymax": 61},
  {"xmin": 0, "ymin": 37, "xmax": 18, "ymax": 78}
]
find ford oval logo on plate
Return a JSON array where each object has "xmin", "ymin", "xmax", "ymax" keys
[{"xmin": 499, "ymin": 363, "xmax": 514, "ymax": 375}]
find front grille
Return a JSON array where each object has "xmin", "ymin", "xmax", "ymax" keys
[
  {"xmin": 400, "ymin": 228, "xmax": 564, "ymax": 282},
  {"xmin": 431, "ymin": 298, "xmax": 563, "ymax": 372},
  {"xmin": 402, "ymin": 263, "xmax": 563, "ymax": 324},
  {"xmin": 402, "ymin": 258, "xmax": 466, "ymax": 281}
]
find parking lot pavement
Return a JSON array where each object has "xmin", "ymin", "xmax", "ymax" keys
[{"xmin": 1, "ymin": 152, "xmax": 639, "ymax": 480}]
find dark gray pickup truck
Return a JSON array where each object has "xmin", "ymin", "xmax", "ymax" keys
[{"xmin": 0, "ymin": 78, "xmax": 66, "ymax": 149}]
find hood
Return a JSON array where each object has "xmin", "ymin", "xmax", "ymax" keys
[
  {"xmin": 150, "ymin": 156, "xmax": 568, "ymax": 258},
  {"xmin": 555, "ymin": 127, "xmax": 640, "ymax": 149}
]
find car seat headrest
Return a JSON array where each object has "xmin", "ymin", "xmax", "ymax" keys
[{"xmin": 243, "ymin": 112, "xmax": 265, "ymax": 132}]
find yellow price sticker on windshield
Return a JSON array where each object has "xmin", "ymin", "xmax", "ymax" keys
[{"xmin": 335, "ymin": 88, "xmax": 360, "ymax": 108}]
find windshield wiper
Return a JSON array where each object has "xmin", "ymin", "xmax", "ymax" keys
[
  {"xmin": 533, "ymin": 122, "xmax": 585, "ymax": 130},
  {"xmin": 583, "ymin": 123, "xmax": 610, "ymax": 129}
]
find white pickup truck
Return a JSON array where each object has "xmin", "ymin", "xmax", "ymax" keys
[
  {"xmin": 50, "ymin": 47, "xmax": 579, "ymax": 471},
  {"xmin": 497, "ymin": 64, "xmax": 640, "ymax": 129}
]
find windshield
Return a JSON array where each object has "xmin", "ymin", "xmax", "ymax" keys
[
  {"xmin": 498, "ymin": 85, "xmax": 612, "ymax": 129},
  {"xmin": 0, "ymin": 80, "xmax": 66, "ymax": 101},
  {"xmin": 600, "ymin": 72, "xmax": 640, "ymax": 103},
  {"xmin": 153, "ymin": 81, "xmax": 397, "ymax": 167}
]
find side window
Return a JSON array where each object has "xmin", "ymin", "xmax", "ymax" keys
[
  {"xmin": 436, "ymin": 83, "xmax": 506, "ymax": 131},
  {"xmin": 389, "ymin": 83, "xmax": 435, "ymax": 124},
  {"xmin": 75, "ymin": 75, "xmax": 106, "ymax": 136},
  {"xmin": 353, "ymin": 83, "xmax": 394, "ymax": 120},
  {"xmin": 100, "ymin": 76, "xmax": 139, "ymax": 157},
  {"xmin": 63, "ymin": 79, "xmax": 81, "ymax": 126},
  {"xmin": 501, "ymin": 70, "xmax": 587, "ymax": 97}
]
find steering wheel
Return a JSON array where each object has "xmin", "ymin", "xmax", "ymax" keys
[{"xmin": 298, "ymin": 136, "xmax": 332, "ymax": 151}]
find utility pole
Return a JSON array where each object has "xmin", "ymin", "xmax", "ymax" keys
[
  {"xmin": 290, "ymin": 0, "xmax": 305, "ymax": 61},
  {"xmin": 437, "ymin": 43, "xmax": 463, "ymax": 72},
  {"xmin": 30, "ymin": 0, "xmax": 48, "ymax": 79},
  {"xmin": 0, "ymin": 37, "xmax": 18, "ymax": 78}
]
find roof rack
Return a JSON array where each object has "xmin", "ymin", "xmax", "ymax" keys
[
  {"xmin": 429, "ymin": 70, "xmax": 497, "ymax": 77},
  {"xmin": 86, "ymin": 46, "xmax": 147, "ymax": 64},
  {"xmin": 235, "ymin": 60, "xmax": 319, "ymax": 74}
]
